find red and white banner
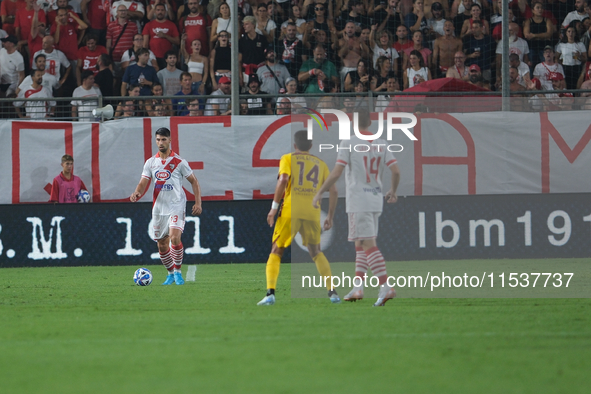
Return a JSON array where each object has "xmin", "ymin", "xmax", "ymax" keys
[{"xmin": 1, "ymin": 112, "xmax": 590, "ymax": 204}]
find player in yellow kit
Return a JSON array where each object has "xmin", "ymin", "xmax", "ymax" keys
[{"xmin": 257, "ymin": 130, "xmax": 340, "ymax": 305}]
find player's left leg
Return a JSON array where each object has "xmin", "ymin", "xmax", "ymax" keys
[
  {"xmin": 308, "ymin": 244, "xmax": 341, "ymax": 304},
  {"xmin": 169, "ymin": 227, "xmax": 185, "ymax": 285},
  {"xmin": 360, "ymin": 238, "xmax": 396, "ymax": 307}
]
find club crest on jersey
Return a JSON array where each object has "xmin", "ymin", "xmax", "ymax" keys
[
  {"xmin": 155, "ymin": 170, "xmax": 171, "ymax": 180},
  {"xmin": 170, "ymin": 164, "xmax": 175, "ymax": 170}
]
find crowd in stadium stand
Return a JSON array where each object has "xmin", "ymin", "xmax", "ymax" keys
[{"xmin": 0, "ymin": 0, "xmax": 590, "ymax": 118}]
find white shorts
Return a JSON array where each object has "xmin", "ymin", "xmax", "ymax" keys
[
  {"xmin": 348, "ymin": 212, "xmax": 381, "ymax": 242},
  {"xmin": 152, "ymin": 212, "xmax": 186, "ymax": 240}
]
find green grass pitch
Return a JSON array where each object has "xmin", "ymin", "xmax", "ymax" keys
[{"xmin": 1, "ymin": 263, "xmax": 590, "ymax": 393}]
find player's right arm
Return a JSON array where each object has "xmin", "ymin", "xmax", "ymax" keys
[
  {"xmin": 130, "ymin": 177, "xmax": 150, "ymax": 202},
  {"xmin": 267, "ymin": 173, "xmax": 289, "ymax": 227}
]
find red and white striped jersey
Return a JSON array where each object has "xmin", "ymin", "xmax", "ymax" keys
[
  {"xmin": 141, "ymin": 151, "xmax": 193, "ymax": 215},
  {"xmin": 336, "ymin": 135, "xmax": 397, "ymax": 213}
]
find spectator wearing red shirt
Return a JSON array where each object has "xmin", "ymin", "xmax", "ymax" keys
[
  {"xmin": 15, "ymin": 0, "xmax": 46, "ymax": 44},
  {"xmin": 77, "ymin": 34, "xmax": 108, "ymax": 85},
  {"xmin": 81, "ymin": 0, "xmax": 109, "ymax": 45},
  {"xmin": 49, "ymin": 155, "xmax": 89, "ymax": 203},
  {"xmin": 143, "ymin": 3, "xmax": 180, "ymax": 69},
  {"xmin": 51, "ymin": 8, "xmax": 88, "ymax": 63},
  {"xmin": 28, "ymin": 6, "xmax": 46, "ymax": 61},
  {"xmin": 180, "ymin": 0, "xmax": 211, "ymax": 56},
  {"xmin": 0, "ymin": 0, "xmax": 25, "ymax": 36},
  {"xmin": 106, "ymin": 5, "xmax": 139, "ymax": 76},
  {"xmin": 46, "ymin": 0, "xmax": 71, "ymax": 27}
]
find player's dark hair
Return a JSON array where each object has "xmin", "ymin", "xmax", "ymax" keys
[
  {"xmin": 155, "ymin": 127, "xmax": 171, "ymax": 137},
  {"xmin": 356, "ymin": 109, "xmax": 371, "ymax": 129},
  {"xmin": 294, "ymin": 130, "xmax": 312, "ymax": 151}
]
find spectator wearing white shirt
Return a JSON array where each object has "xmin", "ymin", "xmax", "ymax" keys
[
  {"xmin": 255, "ymin": 3, "xmax": 277, "ymax": 43},
  {"xmin": 204, "ymin": 76, "xmax": 231, "ymax": 116},
  {"xmin": 71, "ymin": 70, "xmax": 102, "ymax": 121},
  {"xmin": 495, "ymin": 22, "xmax": 530, "ymax": 81},
  {"xmin": 14, "ymin": 69, "xmax": 56, "ymax": 119},
  {"xmin": 120, "ymin": 34, "xmax": 159, "ymax": 71},
  {"xmin": 0, "ymin": 35, "xmax": 25, "ymax": 97},
  {"xmin": 110, "ymin": 0, "xmax": 145, "ymax": 23},
  {"xmin": 508, "ymin": 53, "xmax": 531, "ymax": 87},
  {"xmin": 32, "ymin": 36, "xmax": 72, "ymax": 89},
  {"xmin": 555, "ymin": 25, "xmax": 588, "ymax": 89},
  {"xmin": 533, "ymin": 45, "xmax": 566, "ymax": 90},
  {"xmin": 561, "ymin": 0, "xmax": 588, "ymax": 29},
  {"xmin": 16, "ymin": 54, "xmax": 60, "ymax": 96}
]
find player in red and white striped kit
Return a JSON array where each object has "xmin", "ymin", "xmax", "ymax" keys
[
  {"xmin": 130, "ymin": 127, "xmax": 202, "ymax": 285},
  {"xmin": 313, "ymin": 109, "xmax": 401, "ymax": 306}
]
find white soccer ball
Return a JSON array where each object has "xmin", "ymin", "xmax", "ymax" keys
[
  {"xmin": 77, "ymin": 189, "xmax": 91, "ymax": 203},
  {"xmin": 133, "ymin": 268, "xmax": 153, "ymax": 286}
]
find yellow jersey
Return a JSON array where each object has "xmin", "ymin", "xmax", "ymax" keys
[{"xmin": 278, "ymin": 152, "xmax": 330, "ymax": 221}]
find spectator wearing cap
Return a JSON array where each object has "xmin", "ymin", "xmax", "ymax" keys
[
  {"xmin": 462, "ymin": 19, "xmax": 494, "ymax": 83},
  {"xmin": 467, "ymin": 63, "xmax": 490, "ymax": 89},
  {"xmin": 71, "ymin": 70, "xmax": 102, "ymax": 121},
  {"xmin": 275, "ymin": 21, "xmax": 307, "ymax": 79},
  {"xmin": 173, "ymin": 71, "xmax": 202, "ymax": 116},
  {"xmin": 257, "ymin": 45, "xmax": 291, "ymax": 96},
  {"xmin": 239, "ymin": 16, "xmax": 268, "ymax": 86},
  {"xmin": 298, "ymin": 44, "xmax": 339, "ymax": 93},
  {"xmin": 204, "ymin": 76, "xmax": 231, "ymax": 116},
  {"xmin": 244, "ymin": 74, "xmax": 272, "ymax": 115},
  {"xmin": 545, "ymin": 72, "xmax": 574, "ymax": 110},
  {"xmin": 0, "ymin": 35, "xmax": 25, "ymax": 97},
  {"xmin": 533, "ymin": 45, "xmax": 566, "ymax": 90}
]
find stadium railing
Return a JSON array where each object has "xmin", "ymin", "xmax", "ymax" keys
[{"xmin": 1, "ymin": 90, "xmax": 590, "ymax": 122}]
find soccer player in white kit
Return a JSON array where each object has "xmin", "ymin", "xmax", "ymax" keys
[
  {"xmin": 313, "ymin": 109, "xmax": 400, "ymax": 306},
  {"xmin": 130, "ymin": 127, "xmax": 203, "ymax": 285}
]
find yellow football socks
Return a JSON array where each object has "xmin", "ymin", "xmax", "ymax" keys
[
  {"xmin": 313, "ymin": 252, "xmax": 333, "ymax": 290},
  {"xmin": 266, "ymin": 253, "xmax": 281, "ymax": 290}
]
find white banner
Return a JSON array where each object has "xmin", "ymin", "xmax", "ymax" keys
[{"xmin": 1, "ymin": 112, "xmax": 590, "ymax": 204}]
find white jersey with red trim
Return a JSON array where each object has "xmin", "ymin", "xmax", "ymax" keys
[
  {"xmin": 141, "ymin": 151, "xmax": 193, "ymax": 215},
  {"xmin": 336, "ymin": 135, "xmax": 397, "ymax": 213}
]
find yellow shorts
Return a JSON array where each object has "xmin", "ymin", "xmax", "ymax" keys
[{"xmin": 273, "ymin": 216, "xmax": 321, "ymax": 248}]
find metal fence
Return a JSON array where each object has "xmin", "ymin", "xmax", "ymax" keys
[{"xmin": 1, "ymin": 90, "xmax": 590, "ymax": 122}]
